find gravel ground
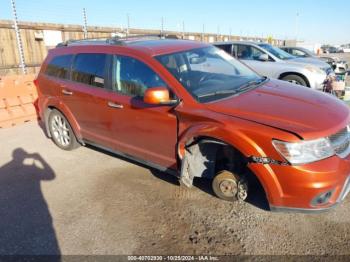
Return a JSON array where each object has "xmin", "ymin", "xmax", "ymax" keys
[{"xmin": 0, "ymin": 122, "xmax": 350, "ymax": 256}]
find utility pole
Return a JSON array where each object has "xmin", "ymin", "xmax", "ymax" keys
[
  {"xmin": 295, "ymin": 12, "xmax": 300, "ymax": 41},
  {"xmin": 182, "ymin": 21, "xmax": 185, "ymax": 39},
  {"xmin": 82, "ymin": 8, "xmax": 88, "ymax": 39},
  {"xmin": 229, "ymin": 28, "xmax": 232, "ymax": 41},
  {"xmin": 202, "ymin": 24, "xmax": 205, "ymax": 42},
  {"xmin": 160, "ymin": 17, "xmax": 164, "ymax": 36},
  {"xmin": 217, "ymin": 26, "xmax": 220, "ymax": 41},
  {"xmin": 126, "ymin": 13, "xmax": 130, "ymax": 37},
  {"xmin": 10, "ymin": 0, "xmax": 26, "ymax": 74}
]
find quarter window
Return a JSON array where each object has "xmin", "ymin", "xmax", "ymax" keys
[
  {"xmin": 45, "ymin": 55, "xmax": 73, "ymax": 79},
  {"xmin": 111, "ymin": 56, "xmax": 166, "ymax": 97},
  {"xmin": 72, "ymin": 53, "xmax": 108, "ymax": 88}
]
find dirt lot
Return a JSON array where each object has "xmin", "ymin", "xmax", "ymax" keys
[{"xmin": 0, "ymin": 122, "xmax": 350, "ymax": 256}]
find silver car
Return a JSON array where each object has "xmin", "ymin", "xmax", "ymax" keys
[
  {"xmin": 281, "ymin": 46, "xmax": 348, "ymax": 74},
  {"xmin": 214, "ymin": 41, "xmax": 333, "ymax": 90}
]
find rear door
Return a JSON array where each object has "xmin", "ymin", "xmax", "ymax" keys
[{"xmin": 60, "ymin": 53, "xmax": 112, "ymax": 145}]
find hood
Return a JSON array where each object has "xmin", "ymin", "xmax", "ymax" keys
[
  {"xmin": 289, "ymin": 57, "xmax": 331, "ymax": 69},
  {"xmin": 206, "ymin": 79, "xmax": 350, "ymax": 140}
]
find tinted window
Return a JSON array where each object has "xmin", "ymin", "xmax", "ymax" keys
[
  {"xmin": 112, "ymin": 56, "xmax": 166, "ymax": 97},
  {"xmin": 216, "ymin": 44, "xmax": 232, "ymax": 55},
  {"xmin": 72, "ymin": 54, "xmax": 108, "ymax": 88},
  {"xmin": 45, "ymin": 55, "xmax": 73, "ymax": 79}
]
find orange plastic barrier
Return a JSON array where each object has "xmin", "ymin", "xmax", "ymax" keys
[{"xmin": 0, "ymin": 74, "xmax": 38, "ymax": 128}]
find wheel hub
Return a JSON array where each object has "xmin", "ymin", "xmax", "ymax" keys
[
  {"xmin": 51, "ymin": 115, "xmax": 70, "ymax": 146},
  {"xmin": 219, "ymin": 179, "xmax": 238, "ymax": 198}
]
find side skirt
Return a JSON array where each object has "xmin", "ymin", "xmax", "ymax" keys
[{"xmin": 84, "ymin": 140, "xmax": 179, "ymax": 177}]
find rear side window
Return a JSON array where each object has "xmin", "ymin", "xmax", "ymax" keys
[
  {"xmin": 45, "ymin": 55, "xmax": 73, "ymax": 79},
  {"xmin": 72, "ymin": 53, "xmax": 108, "ymax": 88}
]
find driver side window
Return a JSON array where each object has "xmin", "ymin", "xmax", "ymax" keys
[
  {"xmin": 111, "ymin": 55, "xmax": 166, "ymax": 97},
  {"xmin": 237, "ymin": 45, "xmax": 266, "ymax": 61},
  {"xmin": 291, "ymin": 49, "xmax": 306, "ymax": 57}
]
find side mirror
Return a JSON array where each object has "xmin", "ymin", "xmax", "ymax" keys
[
  {"xmin": 143, "ymin": 87, "xmax": 178, "ymax": 105},
  {"xmin": 258, "ymin": 54, "xmax": 269, "ymax": 62}
]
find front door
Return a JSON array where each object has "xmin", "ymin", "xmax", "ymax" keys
[
  {"xmin": 104, "ymin": 55, "xmax": 178, "ymax": 170},
  {"xmin": 235, "ymin": 44, "xmax": 274, "ymax": 77}
]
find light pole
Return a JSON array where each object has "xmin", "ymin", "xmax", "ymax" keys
[
  {"xmin": 10, "ymin": 0, "xmax": 26, "ymax": 74},
  {"xmin": 295, "ymin": 12, "xmax": 299, "ymax": 41},
  {"xmin": 82, "ymin": 8, "xmax": 88, "ymax": 39}
]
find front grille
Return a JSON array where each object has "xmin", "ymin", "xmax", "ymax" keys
[{"xmin": 328, "ymin": 127, "xmax": 350, "ymax": 158}]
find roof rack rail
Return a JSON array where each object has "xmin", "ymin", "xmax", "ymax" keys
[{"xmin": 56, "ymin": 34, "xmax": 180, "ymax": 48}]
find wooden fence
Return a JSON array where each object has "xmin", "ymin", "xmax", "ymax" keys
[{"xmin": 0, "ymin": 19, "xmax": 284, "ymax": 75}]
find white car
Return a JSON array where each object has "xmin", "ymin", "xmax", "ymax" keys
[{"xmin": 215, "ymin": 41, "xmax": 333, "ymax": 90}]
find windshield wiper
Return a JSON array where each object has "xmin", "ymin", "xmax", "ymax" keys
[
  {"xmin": 197, "ymin": 89, "xmax": 239, "ymax": 99},
  {"xmin": 197, "ymin": 77, "xmax": 268, "ymax": 99},
  {"xmin": 236, "ymin": 77, "xmax": 268, "ymax": 92}
]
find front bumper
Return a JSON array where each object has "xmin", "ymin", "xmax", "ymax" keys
[
  {"xmin": 271, "ymin": 176, "xmax": 350, "ymax": 213},
  {"xmin": 307, "ymin": 72, "xmax": 329, "ymax": 90},
  {"xmin": 249, "ymin": 153, "xmax": 350, "ymax": 212}
]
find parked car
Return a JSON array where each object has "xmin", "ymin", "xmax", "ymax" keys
[
  {"xmin": 281, "ymin": 46, "xmax": 348, "ymax": 74},
  {"xmin": 35, "ymin": 37, "xmax": 350, "ymax": 212},
  {"xmin": 215, "ymin": 41, "xmax": 333, "ymax": 90},
  {"xmin": 281, "ymin": 46, "xmax": 335, "ymax": 68},
  {"xmin": 321, "ymin": 45, "xmax": 338, "ymax": 54},
  {"xmin": 330, "ymin": 57, "xmax": 349, "ymax": 74}
]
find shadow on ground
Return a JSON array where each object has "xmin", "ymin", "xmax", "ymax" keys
[{"xmin": 0, "ymin": 148, "xmax": 60, "ymax": 258}]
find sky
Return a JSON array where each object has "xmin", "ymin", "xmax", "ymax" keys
[{"xmin": 1, "ymin": 0, "xmax": 349, "ymax": 45}]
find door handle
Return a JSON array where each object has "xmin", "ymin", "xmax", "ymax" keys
[
  {"xmin": 62, "ymin": 89, "xmax": 73, "ymax": 96},
  {"xmin": 108, "ymin": 101, "xmax": 124, "ymax": 109}
]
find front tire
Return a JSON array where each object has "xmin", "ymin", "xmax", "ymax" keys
[
  {"xmin": 212, "ymin": 170, "xmax": 248, "ymax": 202},
  {"xmin": 281, "ymin": 74, "xmax": 308, "ymax": 86},
  {"xmin": 48, "ymin": 109, "xmax": 80, "ymax": 151}
]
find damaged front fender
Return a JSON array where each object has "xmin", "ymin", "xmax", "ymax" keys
[{"xmin": 180, "ymin": 140, "xmax": 221, "ymax": 187}]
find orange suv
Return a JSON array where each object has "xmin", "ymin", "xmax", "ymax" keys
[{"xmin": 36, "ymin": 36, "xmax": 350, "ymax": 212}]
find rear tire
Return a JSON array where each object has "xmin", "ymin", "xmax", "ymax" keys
[
  {"xmin": 48, "ymin": 109, "xmax": 80, "ymax": 151},
  {"xmin": 281, "ymin": 74, "xmax": 308, "ymax": 86}
]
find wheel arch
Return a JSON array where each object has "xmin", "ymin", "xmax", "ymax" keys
[
  {"xmin": 177, "ymin": 123, "xmax": 284, "ymax": 205},
  {"xmin": 43, "ymin": 101, "xmax": 82, "ymax": 142},
  {"xmin": 278, "ymin": 72, "xmax": 310, "ymax": 87}
]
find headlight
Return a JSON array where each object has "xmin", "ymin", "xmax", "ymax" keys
[
  {"xmin": 305, "ymin": 65, "xmax": 325, "ymax": 75},
  {"xmin": 272, "ymin": 138, "xmax": 334, "ymax": 165}
]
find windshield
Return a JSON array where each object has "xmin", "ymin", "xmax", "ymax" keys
[
  {"xmin": 156, "ymin": 46, "xmax": 264, "ymax": 103},
  {"xmin": 258, "ymin": 44, "xmax": 295, "ymax": 60}
]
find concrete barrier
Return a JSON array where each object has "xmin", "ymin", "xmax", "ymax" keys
[{"xmin": 0, "ymin": 74, "xmax": 38, "ymax": 128}]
